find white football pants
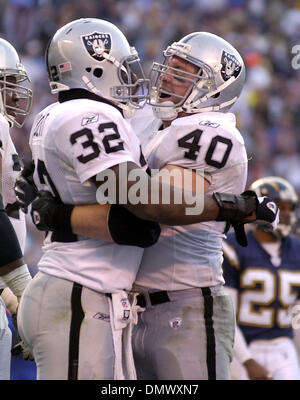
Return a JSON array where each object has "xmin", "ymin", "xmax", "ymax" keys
[
  {"xmin": 17, "ymin": 271, "xmax": 122, "ymax": 380},
  {"xmin": 133, "ymin": 284, "xmax": 235, "ymax": 380},
  {"xmin": 231, "ymin": 337, "xmax": 300, "ymax": 380}
]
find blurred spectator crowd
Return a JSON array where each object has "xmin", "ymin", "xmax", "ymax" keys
[{"xmin": 0, "ymin": 0, "xmax": 299, "ymax": 270}]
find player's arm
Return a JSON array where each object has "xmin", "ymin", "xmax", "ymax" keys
[
  {"xmin": 71, "ymin": 203, "xmax": 111, "ymax": 240},
  {"xmin": 73, "ymin": 164, "xmax": 210, "ymax": 241},
  {"xmin": 29, "ymin": 175, "xmax": 278, "ymax": 247},
  {"xmin": 103, "ymin": 161, "xmax": 269, "ymax": 225},
  {"xmin": 107, "ymin": 162, "xmax": 214, "ymax": 224},
  {"xmin": 0, "ymin": 196, "xmax": 31, "ymax": 303},
  {"xmin": 31, "ymin": 192, "xmax": 161, "ymax": 248}
]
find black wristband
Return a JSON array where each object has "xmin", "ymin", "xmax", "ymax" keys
[
  {"xmin": 51, "ymin": 204, "xmax": 74, "ymax": 233},
  {"xmin": 214, "ymin": 191, "xmax": 257, "ymax": 222}
]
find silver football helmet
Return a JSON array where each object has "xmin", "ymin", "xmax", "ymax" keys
[
  {"xmin": 0, "ymin": 38, "xmax": 32, "ymax": 127},
  {"xmin": 46, "ymin": 18, "xmax": 149, "ymax": 117},
  {"xmin": 250, "ymin": 176, "xmax": 299, "ymax": 238},
  {"xmin": 150, "ymin": 32, "xmax": 246, "ymax": 120}
]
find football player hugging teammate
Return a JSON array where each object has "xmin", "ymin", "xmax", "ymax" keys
[{"xmin": 14, "ymin": 21, "xmax": 279, "ymax": 380}]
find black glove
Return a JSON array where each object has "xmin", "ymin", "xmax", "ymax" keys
[
  {"xmin": 255, "ymin": 195, "xmax": 279, "ymax": 228},
  {"xmin": 214, "ymin": 190, "xmax": 279, "ymax": 247},
  {"xmin": 14, "ymin": 158, "xmax": 38, "ymax": 213},
  {"xmin": 108, "ymin": 204, "xmax": 161, "ymax": 248},
  {"xmin": 31, "ymin": 191, "xmax": 74, "ymax": 232}
]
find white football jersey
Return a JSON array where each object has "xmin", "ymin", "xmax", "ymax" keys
[
  {"xmin": 29, "ymin": 98, "xmax": 145, "ymax": 293},
  {"xmin": 135, "ymin": 111, "xmax": 248, "ymax": 290},
  {"xmin": 0, "ymin": 114, "xmax": 26, "ymax": 253},
  {"xmin": 0, "ymin": 114, "xmax": 21, "ymax": 206},
  {"xmin": 128, "ymin": 104, "xmax": 162, "ymax": 150}
]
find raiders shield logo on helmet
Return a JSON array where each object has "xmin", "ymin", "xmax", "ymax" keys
[
  {"xmin": 220, "ymin": 50, "xmax": 242, "ymax": 81},
  {"xmin": 81, "ymin": 32, "xmax": 112, "ymax": 62}
]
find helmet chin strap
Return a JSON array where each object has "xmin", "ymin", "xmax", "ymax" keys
[
  {"xmin": 152, "ymin": 101, "xmax": 179, "ymax": 121},
  {"xmin": 153, "ymin": 75, "xmax": 238, "ymax": 120},
  {"xmin": 121, "ymin": 103, "xmax": 138, "ymax": 119},
  {"xmin": 82, "ymin": 75, "xmax": 101, "ymax": 95}
]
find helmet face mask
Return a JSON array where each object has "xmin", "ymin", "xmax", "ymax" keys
[
  {"xmin": 151, "ymin": 46, "xmax": 217, "ymax": 107},
  {"xmin": 149, "ymin": 32, "xmax": 246, "ymax": 120},
  {"xmin": 0, "ymin": 39, "xmax": 32, "ymax": 128},
  {"xmin": 151, "ymin": 56, "xmax": 210, "ymax": 105},
  {"xmin": 250, "ymin": 176, "xmax": 299, "ymax": 238},
  {"xmin": 46, "ymin": 18, "xmax": 149, "ymax": 116},
  {"xmin": 111, "ymin": 50, "xmax": 150, "ymax": 113}
]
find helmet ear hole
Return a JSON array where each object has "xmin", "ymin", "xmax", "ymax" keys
[
  {"xmin": 85, "ymin": 67, "xmax": 91, "ymax": 73},
  {"xmin": 93, "ymin": 68, "xmax": 103, "ymax": 78}
]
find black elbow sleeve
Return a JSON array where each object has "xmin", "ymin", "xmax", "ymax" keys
[{"xmin": 108, "ymin": 204, "xmax": 161, "ymax": 248}]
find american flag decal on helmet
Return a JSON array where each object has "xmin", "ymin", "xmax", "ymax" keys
[{"xmin": 58, "ymin": 62, "xmax": 72, "ymax": 73}]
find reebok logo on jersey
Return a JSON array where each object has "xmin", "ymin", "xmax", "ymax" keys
[
  {"xmin": 81, "ymin": 113, "xmax": 99, "ymax": 126},
  {"xmin": 93, "ymin": 312, "xmax": 110, "ymax": 322},
  {"xmin": 81, "ymin": 32, "xmax": 112, "ymax": 62},
  {"xmin": 199, "ymin": 120, "xmax": 220, "ymax": 128}
]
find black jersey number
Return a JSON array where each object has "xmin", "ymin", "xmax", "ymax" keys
[
  {"xmin": 178, "ymin": 130, "xmax": 233, "ymax": 169},
  {"xmin": 37, "ymin": 159, "xmax": 61, "ymax": 201},
  {"xmin": 205, "ymin": 135, "xmax": 233, "ymax": 168},
  {"xmin": 70, "ymin": 128, "xmax": 100, "ymax": 164},
  {"xmin": 70, "ymin": 122, "xmax": 124, "ymax": 164},
  {"xmin": 99, "ymin": 122, "xmax": 124, "ymax": 154},
  {"xmin": 177, "ymin": 129, "xmax": 203, "ymax": 161}
]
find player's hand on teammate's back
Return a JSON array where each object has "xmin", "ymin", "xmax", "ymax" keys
[
  {"xmin": 241, "ymin": 191, "xmax": 279, "ymax": 228},
  {"xmin": 14, "ymin": 158, "xmax": 38, "ymax": 213},
  {"xmin": 256, "ymin": 195, "xmax": 279, "ymax": 230},
  {"xmin": 214, "ymin": 190, "xmax": 279, "ymax": 247},
  {"xmin": 235, "ymin": 191, "xmax": 279, "ymax": 247},
  {"xmin": 30, "ymin": 190, "xmax": 59, "ymax": 231}
]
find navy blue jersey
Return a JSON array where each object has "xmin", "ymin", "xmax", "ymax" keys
[{"xmin": 223, "ymin": 231, "xmax": 300, "ymax": 344}]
